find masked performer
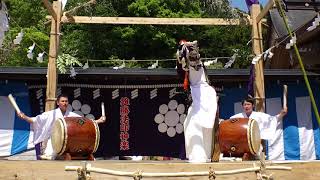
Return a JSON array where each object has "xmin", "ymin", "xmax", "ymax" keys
[{"xmin": 176, "ymin": 40, "xmax": 217, "ymax": 163}]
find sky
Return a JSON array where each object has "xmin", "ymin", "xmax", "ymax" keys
[{"xmin": 230, "ymin": 0, "xmax": 268, "ymax": 12}]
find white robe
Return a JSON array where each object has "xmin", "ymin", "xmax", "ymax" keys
[
  {"xmin": 230, "ymin": 111, "xmax": 278, "ymax": 140},
  {"xmin": 184, "ymin": 66, "xmax": 217, "ymax": 163},
  {"xmin": 31, "ymin": 108, "xmax": 80, "ymax": 158}
]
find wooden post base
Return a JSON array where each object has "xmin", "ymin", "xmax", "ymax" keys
[
  {"xmin": 211, "ymin": 103, "xmax": 221, "ymax": 162},
  {"xmin": 211, "ymin": 129, "xmax": 220, "ymax": 162}
]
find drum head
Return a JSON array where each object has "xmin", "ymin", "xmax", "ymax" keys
[
  {"xmin": 248, "ymin": 119, "xmax": 261, "ymax": 155},
  {"xmin": 51, "ymin": 118, "xmax": 67, "ymax": 155}
]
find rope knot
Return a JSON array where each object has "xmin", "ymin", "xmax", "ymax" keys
[
  {"xmin": 133, "ymin": 170, "xmax": 143, "ymax": 180},
  {"xmin": 209, "ymin": 167, "xmax": 216, "ymax": 180}
]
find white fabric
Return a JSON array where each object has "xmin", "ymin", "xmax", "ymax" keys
[
  {"xmin": 230, "ymin": 111, "xmax": 278, "ymax": 140},
  {"xmin": 31, "ymin": 108, "xmax": 80, "ymax": 158},
  {"xmin": 188, "ymin": 67, "xmax": 217, "ymax": 128},
  {"xmin": 296, "ymin": 96, "xmax": 316, "ymax": 160},
  {"xmin": 0, "ymin": 96, "xmax": 34, "ymax": 156},
  {"xmin": 0, "ymin": 130, "xmax": 13, "ymax": 156},
  {"xmin": 184, "ymin": 65, "xmax": 217, "ymax": 162},
  {"xmin": 266, "ymin": 98, "xmax": 285, "ymax": 160},
  {"xmin": 184, "ymin": 119, "xmax": 213, "ymax": 163},
  {"xmin": 0, "ymin": 97, "xmax": 16, "ymax": 156}
]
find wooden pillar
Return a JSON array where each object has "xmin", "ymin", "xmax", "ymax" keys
[
  {"xmin": 45, "ymin": 1, "xmax": 62, "ymax": 111},
  {"xmin": 251, "ymin": 4, "xmax": 265, "ymax": 112}
]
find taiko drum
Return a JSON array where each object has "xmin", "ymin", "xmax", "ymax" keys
[
  {"xmin": 51, "ymin": 117, "xmax": 100, "ymax": 157},
  {"xmin": 218, "ymin": 118, "xmax": 261, "ymax": 157}
]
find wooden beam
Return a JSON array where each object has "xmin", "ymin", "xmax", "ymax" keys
[
  {"xmin": 256, "ymin": 0, "xmax": 275, "ymax": 23},
  {"xmin": 45, "ymin": 1, "xmax": 62, "ymax": 111},
  {"xmin": 55, "ymin": 16, "xmax": 252, "ymax": 25},
  {"xmin": 251, "ymin": 4, "xmax": 265, "ymax": 112},
  {"xmin": 42, "ymin": 0, "xmax": 57, "ymax": 21}
]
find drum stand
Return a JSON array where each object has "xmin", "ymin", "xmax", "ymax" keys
[{"xmin": 63, "ymin": 153, "xmax": 95, "ymax": 161}]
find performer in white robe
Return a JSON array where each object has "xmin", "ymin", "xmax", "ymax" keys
[
  {"xmin": 33, "ymin": 107, "xmax": 80, "ymax": 159},
  {"xmin": 17, "ymin": 94, "xmax": 106, "ymax": 160},
  {"xmin": 229, "ymin": 97, "xmax": 287, "ymax": 140},
  {"xmin": 177, "ymin": 40, "xmax": 217, "ymax": 163}
]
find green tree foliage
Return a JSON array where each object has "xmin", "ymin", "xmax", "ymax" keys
[
  {"xmin": 1, "ymin": 0, "xmax": 48, "ymax": 66},
  {"xmin": 1, "ymin": 0, "xmax": 253, "ymax": 69},
  {"xmin": 200, "ymin": 0, "xmax": 237, "ymax": 18}
]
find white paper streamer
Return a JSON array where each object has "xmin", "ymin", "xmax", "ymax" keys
[
  {"xmin": 13, "ymin": 31, "xmax": 24, "ymax": 45},
  {"xmin": 113, "ymin": 61, "xmax": 125, "ymax": 70},
  {"xmin": 37, "ymin": 52, "xmax": 45, "ymax": 63},
  {"xmin": 307, "ymin": 13, "xmax": 320, "ymax": 32},
  {"xmin": 148, "ymin": 60, "xmax": 158, "ymax": 69},
  {"xmin": 27, "ymin": 43, "xmax": 36, "ymax": 59}
]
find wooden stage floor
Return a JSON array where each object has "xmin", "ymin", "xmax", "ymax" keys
[{"xmin": 1, "ymin": 160, "xmax": 320, "ymax": 179}]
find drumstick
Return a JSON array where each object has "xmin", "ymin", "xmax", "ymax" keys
[
  {"xmin": 283, "ymin": 85, "xmax": 288, "ymax": 108},
  {"xmin": 101, "ymin": 102, "xmax": 105, "ymax": 116},
  {"xmin": 8, "ymin": 94, "xmax": 21, "ymax": 113}
]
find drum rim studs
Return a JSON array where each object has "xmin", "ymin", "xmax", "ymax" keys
[{"xmin": 230, "ymin": 119, "xmax": 238, "ymax": 123}]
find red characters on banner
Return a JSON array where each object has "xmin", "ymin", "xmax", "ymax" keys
[
  {"xmin": 120, "ymin": 106, "xmax": 130, "ymax": 115},
  {"xmin": 120, "ymin": 140, "xmax": 129, "ymax": 151},
  {"xmin": 120, "ymin": 97, "xmax": 130, "ymax": 151},
  {"xmin": 120, "ymin": 97, "xmax": 130, "ymax": 106},
  {"xmin": 120, "ymin": 124, "xmax": 130, "ymax": 132},
  {"xmin": 120, "ymin": 131, "xmax": 129, "ymax": 140}
]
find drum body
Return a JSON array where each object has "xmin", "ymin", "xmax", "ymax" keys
[
  {"xmin": 218, "ymin": 118, "xmax": 260, "ymax": 157},
  {"xmin": 51, "ymin": 117, "xmax": 100, "ymax": 157}
]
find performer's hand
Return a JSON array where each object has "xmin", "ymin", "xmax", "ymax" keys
[
  {"xmin": 96, "ymin": 116, "xmax": 106, "ymax": 124},
  {"xmin": 17, "ymin": 112, "xmax": 34, "ymax": 123},
  {"xmin": 279, "ymin": 107, "xmax": 288, "ymax": 118},
  {"xmin": 17, "ymin": 112, "xmax": 26, "ymax": 120}
]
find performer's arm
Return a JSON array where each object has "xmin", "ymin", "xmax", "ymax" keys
[
  {"xmin": 95, "ymin": 116, "xmax": 106, "ymax": 124},
  {"xmin": 17, "ymin": 112, "xmax": 35, "ymax": 124},
  {"xmin": 276, "ymin": 84, "xmax": 288, "ymax": 120},
  {"xmin": 276, "ymin": 107, "xmax": 288, "ymax": 121}
]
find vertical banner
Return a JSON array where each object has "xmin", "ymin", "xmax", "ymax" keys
[{"xmin": 119, "ymin": 97, "xmax": 130, "ymax": 151}]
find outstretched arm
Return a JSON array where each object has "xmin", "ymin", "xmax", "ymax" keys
[
  {"xmin": 17, "ymin": 112, "xmax": 35, "ymax": 124},
  {"xmin": 277, "ymin": 85, "xmax": 288, "ymax": 120}
]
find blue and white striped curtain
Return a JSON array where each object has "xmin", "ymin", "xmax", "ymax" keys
[
  {"xmin": 0, "ymin": 81, "xmax": 33, "ymax": 156},
  {"xmin": 220, "ymin": 82, "xmax": 320, "ymax": 160}
]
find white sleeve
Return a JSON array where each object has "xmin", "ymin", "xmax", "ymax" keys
[
  {"xmin": 68, "ymin": 112, "xmax": 82, "ymax": 117},
  {"xmin": 229, "ymin": 113, "xmax": 243, "ymax": 119},
  {"xmin": 31, "ymin": 111, "xmax": 53, "ymax": 144},
  {"xmin": 258, "ymin": 113, "xmax": 277, "ymax": 140},
  {"xmin": 32, "ymin": 112, "xmax": 50, "ymax": 132}
]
